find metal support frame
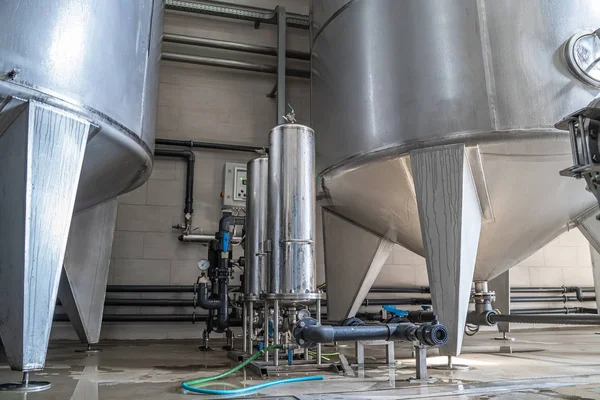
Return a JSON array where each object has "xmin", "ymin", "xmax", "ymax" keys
[
  {"xmin": 355, "ymin": 340, "xmax": 395, "ymax": 365},
  {"xmin": 415, "ymin": 345, "xmax": 427, "ymax": 380}
]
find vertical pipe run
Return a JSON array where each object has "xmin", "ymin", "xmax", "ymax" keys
[
  {"xmin": 264, "ymin": 300, "xmax": 269, "ymax": 362},
  {"xmin": 242, "ymin": 303, "xmax": 248, "ymax": 353},
  {"xmin": 274, "ymin": 300, "xmax": 280, "ymax": 366},
  {"xmin": 277, "ymin": 6, "xmax": 287, "ymax": 123},
  {"xmin": 248, "ymin": 302, "xmax": 254, "ymax": 353},
  {"xmin": 316, "ymin": 299, "xmax": 322, "ymax": 365}
]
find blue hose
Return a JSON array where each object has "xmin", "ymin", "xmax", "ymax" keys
[{"xmin": 181, "ymin": 375, "xmax": 323, "ymax": 395}]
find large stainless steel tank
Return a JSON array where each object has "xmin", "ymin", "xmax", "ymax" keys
[
  {"xmin": 0, "ymin": 0, "xmax": 163, "ymax": 375},
  {"xmin": 313, "ymin": 0, "xmax": 600, "ymax": 281},
  {"xmin": 312, "ymin": 0, "xmax": 600, "ymax": 354},
  {"xmin": 267, "ymin": 124, "xmax": 319, "ymax": 305},
  {"xmin": 0, "ymin": 0, "xmax": 163, "ymax": 211}
]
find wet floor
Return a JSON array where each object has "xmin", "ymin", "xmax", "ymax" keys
[{"xmin": 2, "ymin": 329, "xmax": 600, "ymax": 399}]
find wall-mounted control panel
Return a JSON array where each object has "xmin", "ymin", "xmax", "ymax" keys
[{"xmin": 223, "ymin": 162, "xmax": 247, "ymax": 209}]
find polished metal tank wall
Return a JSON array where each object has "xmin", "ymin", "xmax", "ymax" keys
[
  {"xmin": 267, "ymin": 124, "xmax": 319, "ymax": 304},
  {"xmin": 245, "ymin": 155, "xmax": 269, "ymax": 301},
  {"xmin": 0, "ymin": 0, "xmax": 164, "ymax": 211},
  {"xmin": 312, "ymin": 0, "xmax": 600, "ymax": 282}
]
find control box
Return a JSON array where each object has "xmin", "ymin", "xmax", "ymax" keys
[{"xmin": 223, "ymin": 162, "xmax": 247, "ymax": 209}]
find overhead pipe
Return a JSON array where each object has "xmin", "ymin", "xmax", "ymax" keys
[
  {"xmin": 162, "ymin": 52, "xmax": 310, "ymax": 79},
  {"xmin": 163, "ymin": 33, "xmax": 310, "ymax": 61},
  {"xmin": 164, "ymin": 0, "xmax": 309, "ymax": 30},
  {"xmin": 155, "ymin": 138, "xmax": 265, "ymax": 153}
]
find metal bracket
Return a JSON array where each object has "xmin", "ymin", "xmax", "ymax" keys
[{"xmin": 556, "ymin": 105, "xmax": 600, "ymax": 211}]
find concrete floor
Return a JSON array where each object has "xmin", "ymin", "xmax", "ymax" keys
[{"xmin": 2, "ymin": 329, "xmax": 600, "ymax": 399}]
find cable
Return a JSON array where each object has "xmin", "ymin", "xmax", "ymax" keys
[
  {"xmin": 464, "ymin": 323, "xmax": 480, "ymax": 336},
  {"xmin": 181, "ymin": 345, "xmax": 324, "ymax": 396}
]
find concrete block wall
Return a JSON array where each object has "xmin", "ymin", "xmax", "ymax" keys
[{"xmin": 51, "ymin": 0, "xmax": 597, "ymax": 341}]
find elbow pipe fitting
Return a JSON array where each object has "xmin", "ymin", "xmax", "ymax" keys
[
  {"xmin": 197, "ymin": 283, "xmax": 223, "ymax": 310},
  {"xmin": 293, "ymin": 318, "xmax": 448, "ymax": 348},
  {"xmin": 466, "ymin": 309, "xmax": 498, "ymax": 326}
]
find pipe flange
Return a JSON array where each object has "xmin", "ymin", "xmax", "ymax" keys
[
  {"xmin": 484, "ymin": 310, "xmax": 499, "ymax": 326},
  {"xmin": 339, "ymin": 317, "xmax": 364, "ymax": 326},
  {"xmin": 293, "ymin": 317, "xmax": 318, "ymax": 349}
]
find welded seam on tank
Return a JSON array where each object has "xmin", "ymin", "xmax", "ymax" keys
[
  {"xmin": 312, "ymin": 0, "xmax": 359, "ymax": 45},
  {"xmin": 317, "ymin": 127, "xmax": 570, "ymax": 179},
  {"xmin": 0, "ymin": 80, "xmax": 154, "ymax": 162},
  {"xmin": 477, "ymin": 0, "xmax": 498, "ymax": 131}
]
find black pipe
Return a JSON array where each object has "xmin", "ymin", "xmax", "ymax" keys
[
  {"xmin": 360, "ymin": 298, "xmax": 431, "ymax": 306},
  {"xmin": 369, "ymin": 287, "xmax": 431, "ymax": 294},
  {"xmin": 104, "ymin": 299, "xmax": 196, "ymax": 307},
  {"xmin": 293, "ymin": 318, "xmax": 448, "ymax": 347},
  {"xmin": 512, "ymin": 296, "xmax": 596, "ymax": 303},
  {"xmin": 155, "ymin": 148, "xmax": 195, "ymax": 216},
  {"xmin": 164, "ymin": 0, "xmax": 309, "ymax": 30},
  {"xmin": 155, "ymin": 138, "xmax": 265, "ymax": 153},
  {"xmin": 510, "ymin": 287, "xmax": 594, "ymax": 293},
  {"xmin": 489, "ymin": 313, "xmax": 600, "ymax": 325},
  {"xmin": 106, "ymin": 285, "xmax": 195, "ymax": 293},
  {"xmin": 162, "ymin": 52, "xmax": 310, "ymax": 79},
  {"xmin": 163, "ymin": 33, "xmax": 310, "ymax": 61},
  {"xmin": 54, "ymin": 313, "xmax": 242, "ymax": 325},
  {"xmin": 511, "ymin": 307, "xmax": 598, "ymax": 315},
  {"xmin": 197, "ymin": 282, "xmax": 223, "ymax": 310}
]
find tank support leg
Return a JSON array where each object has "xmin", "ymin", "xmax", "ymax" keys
[
  {"xmin": 410, "ymin": 144, "xmax": 482, "ymax": 357},
  {"xmin": 0, "ymin": 100, "xmax": 90, "ymax": 374}
]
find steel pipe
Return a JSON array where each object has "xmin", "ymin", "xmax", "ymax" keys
[
  {"xmin": 179, "ymin": 233, "xmax": 243, "ymax": 243},
  {"xmin": 163, "ymin": 33, "xmax": 310, "ymax": 61},
  {"xmin": 164, "ymin": 0, "xmax": 309, "ymax": 29},
  {"xmin": 162, "ymin": 52, "xmax": 310, "ymax": 78}
]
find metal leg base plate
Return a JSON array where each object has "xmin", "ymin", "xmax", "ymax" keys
[
  {"xmin": 494, "ymin": 336, "xmax": 515, "ymax": 341},
  {"xmin": 432, "ymin": 364, "xmax": 470, "ymax": 371},
  {"xmin": 198, "ymin": 346, "xmax": 212, "ymax": 351},
  {"xmin": 75, "ymin": 348, "xmax": 102, "ymax": 354},
  {"xmin": 0, "ymin": 381, "xmax": 51, "ymax": 392},
  {"xmin": 409, "ymin": 377, "xmax": 438, "ymax": 384}
]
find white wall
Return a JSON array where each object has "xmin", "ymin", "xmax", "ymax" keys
[{"xmin": 51, "ymin": 0, "xmax": 597, "ymax": 340}]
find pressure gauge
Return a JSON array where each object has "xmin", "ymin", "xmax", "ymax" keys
[
  {"xmin": 197, "ymin": 259, "xmax": 210, "ymax": 271},
  {"xmin": 297, "ymin": 308, "xmax": 311, "ymax": 320}
]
